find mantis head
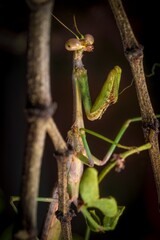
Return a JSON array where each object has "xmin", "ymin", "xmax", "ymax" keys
[
  {"xmin": 51, "ymin": 13, "xmax": 94, "ymax": 52},
  {"xmin": 65, "ymin": 34, "xmax": 94, "ymax": 52}
]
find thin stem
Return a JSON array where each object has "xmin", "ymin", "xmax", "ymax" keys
[
  {"xmin": 80, "ymin": 206, "xmax": 104, "ymax": 232},
  {"xmin": 84, "ymin": 226, "xmax": 91, "ymax": 240},
  {"xmin": 42, "ymin": 118, "xmax": 73, "ymax": 240},
  {"xmin": 56, "ymin": 153, "xmax": 72, "ymax": 240},
  {"xmin": 47, "ymin": 117, "xmax": 67, "ymax": 152},
  {"xmin": 98, "ymin": 143, "xmax": 151, "ymax": 183},
  {"xmin": 121, "ymin": 143, "xmax": 151, "ymax": 159},
  {"xmin": 146, "ymin": 63, "xmax": 160, "ymax": 77},
  {"xmin": 98, "ymin": 161, "xmax": 116, "ymax": 183}
]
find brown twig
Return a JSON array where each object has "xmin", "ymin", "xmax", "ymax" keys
[
  {"xmin": 108, "ymin": 0, "xmax": 160, "ymax": 206},
  {"xmin": 13, "ymin": 0, "xmax": 54, "ymax": 238},
  {"xmin": 41, "ymin": 118, "xmax": 74, "ymax": 240},
  {"xmin": 40, "ymin": 184, "xmax": 60, "ymax": 240},
  {"xmin": 56, "ymin": 152, "xmax": 72, "ymax": 240},
  {"xmin": 13, "ymin": 0, "xmax": 72, "ymax": 239},
  {"xmin": 42, "ymin": 118, "xmax": 73, "ymax": 240}
]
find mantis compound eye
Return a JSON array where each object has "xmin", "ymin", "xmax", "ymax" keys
[
  {"xmin": 65, "ymin": 38, "xmax": 82, "ymax": 51},
  {"xmin": 84, "ymin": 34, "xmax": 94, "ymax": 45}
]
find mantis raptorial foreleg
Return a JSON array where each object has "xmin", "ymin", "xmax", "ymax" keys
[
  {"xmin": 65, "ymin": 31, "xmax": 122, "ymax": 172},
  {"xmin": 51, "ymin": 15, "xmax": 151, "ymax": 203},
  {"xmin": 9, "ymin": 15, "xmax": 160, "ymax": 240},
  {"xmin": 65, "ymin": 31, "xmax": 122, "ymax": 202},
  {"xmin": 66, "ymin": 35, "xmax": 121, "ymax": 121}
]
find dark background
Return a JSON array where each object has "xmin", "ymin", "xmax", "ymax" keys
[{"xmin": 1, "ymin": 0, "xmax": 160, "ymax": 239}]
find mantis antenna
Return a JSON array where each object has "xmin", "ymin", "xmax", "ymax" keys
[
  {"xmin": 73, "ymin": 15, "xmax": 84, "ymax": 39},
  {"xmin": 51, "ymin": 13, "xmax": 82, "ymax": 39}
]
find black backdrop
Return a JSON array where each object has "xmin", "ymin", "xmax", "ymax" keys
[{"xmin": 1, "ymin": 1, "xmax": 160, "ymax": 239}]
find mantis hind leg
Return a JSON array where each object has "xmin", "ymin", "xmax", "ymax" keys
[{"xmin": 79, "ymin": 116, "xmax": 160, "ymax": 168}]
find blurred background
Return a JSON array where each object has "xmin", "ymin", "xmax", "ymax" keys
[{"xmin": 1, "ymin": 0, "xmax": 160, "ymax": 239}]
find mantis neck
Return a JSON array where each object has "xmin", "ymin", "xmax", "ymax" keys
[{"xmin": 72, "ymin": 50, "xmax": 85, "ymax": 129}]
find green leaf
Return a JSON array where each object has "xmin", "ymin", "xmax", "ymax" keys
[
  {"xmin": 85, "ymin": 216, "xmax": 102, "ymax": 232},
  {"xmin": 88, "ymin": 197, "xmax": 118, "ymax": 217},
  {"xmin": 81, "ymin": 205, "xmax": 105, "ymax": 232},
  {"xmin": 103, "ymin": 206, "xmax": 125, "ymax": 230},
  {"xmin": 80, "ymin": 168, "xmax": 99, "ymax": 204},
  {"xmin": 89, "ymin": 210, "xmax": 101, "ymax": 225}
]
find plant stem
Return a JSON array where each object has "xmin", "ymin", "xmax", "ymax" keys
[
  {"xmin": 84, "ymin": 226, "xmax": 91, "ymax": 240},
  {"xmin": 13, "ymin": 0, "xmax": 72, "ymax": 239},
  {"xmin": 108, "ymin": 0, "xmax": 160, "ymax": 207},
  {"xmin": 14, "ymin": 1, "xmax": 54, "ymax": 239},
  {"xmin": 56, "ymin": 153, "xmax": 72, "ymax": 240}
]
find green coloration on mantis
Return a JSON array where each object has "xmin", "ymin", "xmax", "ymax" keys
[
  {"xmin": 65, "ymin": 34, "xmax": 121, "ymax": 121},
  {"xmin": 53, "ymin": 14, "xmax": 121, "ymax": 120},
  {"xmin": 10, "ymin": 16, "xmax": 159, "ymax": 238},
  {"xmin": 64, "ymin": 20, "xmax": 155, "ymax": 232},
  {"xmin": 7, "ymin": 15, "xmax": 160, "ymax": 240},
  {"xmin": 9, "ymin": 16, "xmax": 159, "ymax": 239},
  {"xmin": 61, "ymin": 19, "xmax": 122, "ymax": 204},
  {"xmin": 52, "ymin": 15, "xmax": 154, "ymax": 204}
]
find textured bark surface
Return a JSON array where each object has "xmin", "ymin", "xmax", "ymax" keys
[{"xmin": 108, "ymin": 0, "xmax": 160, "ymax": 206}]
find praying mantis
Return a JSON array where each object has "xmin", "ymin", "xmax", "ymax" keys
[
  {"xmin": 52, "ymin": 16, "xmax": 155, "ymax": 236},
  {"xmin": 52, "ymin": 15, "xmax": 150, "ymax": 204},
  {"xmin": 65, "ymin": 26, "xmax": 122, "ymax": 203},
  {"xmin": 10, "ymin": 15, "xmax": 159, "ymax": 239}
]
